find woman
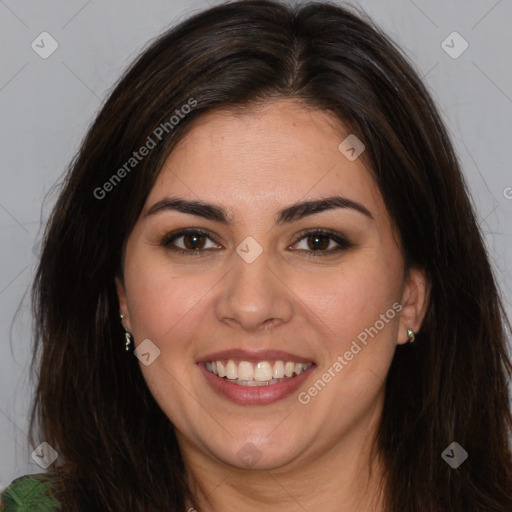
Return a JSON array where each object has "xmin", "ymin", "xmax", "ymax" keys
[{"xmin": 1, "ymin": 1, "xmax": 511, "ymax": 510}]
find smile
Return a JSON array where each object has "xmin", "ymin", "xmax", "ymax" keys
[{"xmin": 205, "ymin": 360, "xmax": 313, "ymax": 386}]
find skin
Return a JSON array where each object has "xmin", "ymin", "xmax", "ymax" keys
[{"xmin": 117, "ymin": 99, "xmax": 429, "ymax": 512}]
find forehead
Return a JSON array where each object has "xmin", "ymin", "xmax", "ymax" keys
[{"xmin": 145, "ymin": 99, "xmax": 385, "ymax": 222}]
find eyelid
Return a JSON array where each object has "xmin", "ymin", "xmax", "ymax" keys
[
  {"xmin": 290, "ymin": 228, "xmax": 353, "ymax": 253},
  {"xmin": 160, "ymin": 228, "xmax": 221, "ymax": 250},
  {"xmin": 160, "ymin": 227, "xmax": 353, "ymax": 256}
]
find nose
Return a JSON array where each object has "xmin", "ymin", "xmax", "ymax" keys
[{"xmin": 213, "ymin": 246, "xmax": 294, "ymax": 332}]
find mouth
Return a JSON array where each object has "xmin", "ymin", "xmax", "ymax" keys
[
  {"xmin": 204, "ymin": 359, "xmax": 313, "ymax": 386},
  {"xmin": 197, "ymin": 349, "xmax": 316, "ymax": 405}
]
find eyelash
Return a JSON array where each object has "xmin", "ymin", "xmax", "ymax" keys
[{"xmin": 160, "ymin": 228, "xmax": 353, "ymax": 257}]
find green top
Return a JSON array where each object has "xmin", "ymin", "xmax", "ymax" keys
[{"xmin": 0, "ymin": 473, "xmax": 62, "ymax": 511}]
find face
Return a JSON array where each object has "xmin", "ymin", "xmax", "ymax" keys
[{"xmin": 117, "ymin": 99, "xmax": 427, "ymax": 473}]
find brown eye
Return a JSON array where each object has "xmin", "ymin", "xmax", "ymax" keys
[
  {"xmin": 161, "ymin": 229, "xmax": 221, "ymax": 255},
  {"xmin": 292, "ymin": 229, "xmax": 353, "ymax": 255},
  {"xmin": 182, "ymin": 233, "xmax": 206, "ymax": 250},
  {"xmin": 306, "ymin": 234, "xmax": 330, "ymax": 251}
]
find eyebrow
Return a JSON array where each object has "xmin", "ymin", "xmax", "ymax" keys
[{"xmin": 144, "ymin": 195, "xmax": 374, "ymax": 224}]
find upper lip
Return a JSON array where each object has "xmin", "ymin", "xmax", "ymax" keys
[{"xmin": 196, "ymin": 349, "xmax": 314, "ymax": 364}]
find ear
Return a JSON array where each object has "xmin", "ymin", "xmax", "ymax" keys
[
  {"xmin": 116, "ymin": 276, "xmax": 131, "ymax": 331},
  {"xmin": 397, "ymin": 266, "xmax": 430, "ymax": 345}
]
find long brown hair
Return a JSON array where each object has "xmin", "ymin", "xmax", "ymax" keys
[{"xmin": 29, "ymin": 1, "xmax": 512, "ymax": 510}]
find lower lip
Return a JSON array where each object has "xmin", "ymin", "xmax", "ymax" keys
[{"xmin": 198, "ymin": 363, "xmax": 316, "ymax": 405}]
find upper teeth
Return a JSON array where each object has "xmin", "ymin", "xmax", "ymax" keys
[{"xmin": 205, "ymin": 360, "xmax": 312, "ymax": 381}]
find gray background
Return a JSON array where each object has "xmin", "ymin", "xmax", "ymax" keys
[{"xmin": 1, "ymin": 0, "xmax": 511, "ymax": 489}]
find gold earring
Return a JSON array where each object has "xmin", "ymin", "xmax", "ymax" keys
[
  {"xmin": 407, "ymin": 328, "xmax": 415, "ymax": 343},
  {"xmin": 125, "ymin": 331, "xmax": 132, "ymax": 351},
  {"xmin": 120, "ymin": 314, "xmax": 131, "ymax": 351}
]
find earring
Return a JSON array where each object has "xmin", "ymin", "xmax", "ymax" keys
[
  {"xmin": 407, "ymin": 328, "xmax": 415, "ymax": 343},
  {"xmin": 120, "ymin": 314, "xmax": 132, "ymax": 351},
  {"xmin": 125, "ymin": 331, "xmax": 132, "ymax": 351}
]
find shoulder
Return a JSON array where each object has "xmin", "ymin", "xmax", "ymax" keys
[{"xmin": 0, "ymin": 472, "xmax": 62, "ymax": 511}]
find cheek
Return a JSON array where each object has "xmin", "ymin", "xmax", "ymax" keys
[
  {"xmin": 123, "ymin": 257, "xmax": 211, "ymax": 348},
  {"xmin": 294, "ymin": 254, "xmax": 401, "ymax": 355}
]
